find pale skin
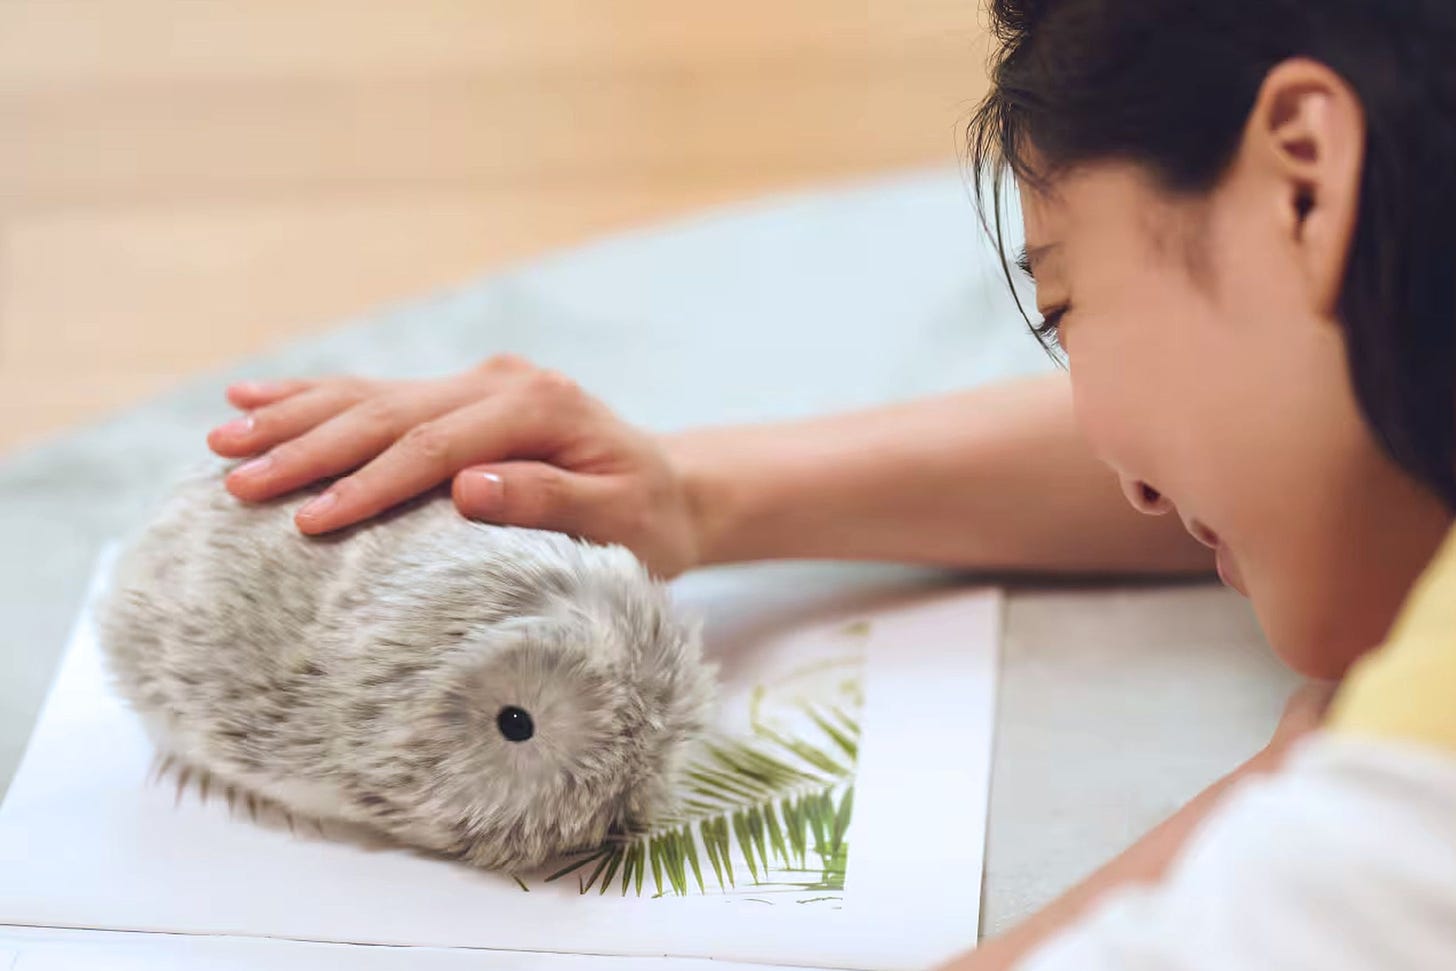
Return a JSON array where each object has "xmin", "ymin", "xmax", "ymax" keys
[
  {"xmin": 208, "ymin": 59, "xmax": 1452, "ymax": 971},
  {"xmin": 210, "ymin": 368, "xmax": 1211, "ymax": 581}
]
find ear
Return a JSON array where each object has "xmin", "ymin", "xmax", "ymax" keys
[{"xmin": 1240, "ymin": 58, "xmax": 1366, "ymax": 315}]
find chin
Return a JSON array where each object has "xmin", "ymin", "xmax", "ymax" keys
[
  {"xmin": 1269, "ymin": 640, "xmax": 1356, "ymax": 681},
  {"xmin": 1255, "ymin": 593, "xmax": 1389, "ymax": 681}
]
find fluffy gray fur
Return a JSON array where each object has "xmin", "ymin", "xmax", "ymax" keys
[{"xmin": 97, "ymin": 462, "xmax": 717, "ymax": 871}]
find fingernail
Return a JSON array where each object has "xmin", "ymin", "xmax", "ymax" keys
[
  {"xmin": 215, "ymin": 415, "xmax": 254, "ymax": 438},
  {"xmin": 234, "ymin": 381, "xmax": 279, "ymax": 397},
  {"xmin": 461, "ymin": 471, "xmax": 505, "ymax": 511},
  {"xmin": 233, "ymin": 454, "xmax": 273, "ymax": 477},
  {"xmin": 297, "ymin": 490, "xmax": 338, "ymax": 521}
]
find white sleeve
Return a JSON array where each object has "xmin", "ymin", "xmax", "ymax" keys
[{"xmin": 1017, "ymin": 736, "xmax": 1456, "ymax": 971}]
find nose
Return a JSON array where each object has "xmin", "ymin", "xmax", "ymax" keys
[{"xmin": 1119, "ymin": 476, "xmax": 1174, "ymax": 516}]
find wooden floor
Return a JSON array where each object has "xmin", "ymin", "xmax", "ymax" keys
[{"xmin": 0, "ymin": 1, "xmax": 988, "ymax": 453}]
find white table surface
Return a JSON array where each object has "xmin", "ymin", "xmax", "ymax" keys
[{"xmin": 0, "ymin": 169, "xmax": 1295, "ymax": 937}]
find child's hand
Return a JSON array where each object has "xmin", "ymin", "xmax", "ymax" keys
[{"xmin": 206, "ymin": 355, "xmax": 703, "ymax": 578}]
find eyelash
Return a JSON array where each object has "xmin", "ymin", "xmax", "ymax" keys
[{"xmin": 1032, "ymin": 305, "xmax": 1068, "ymax": 351}]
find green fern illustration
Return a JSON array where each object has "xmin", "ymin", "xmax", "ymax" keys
[{"xmin": 539, "ymin": 697, "xmax": 861, "ymax": 899}]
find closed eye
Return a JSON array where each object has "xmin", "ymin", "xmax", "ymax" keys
[{"xmin": 1032, "ymin": 305, "xmax": 1069, "ymax": 353}]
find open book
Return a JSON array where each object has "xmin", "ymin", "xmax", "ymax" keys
[{"xmin": 0, "ymin": 551, "xmax": 1000, "ymax": 971}]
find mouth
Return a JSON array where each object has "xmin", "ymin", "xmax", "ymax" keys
[
  {"xmin": 1214, "ymin": 545, "xmax": 1249, "ymax": 597},
  {"xmin": 1187, "ymin": 517, "xmax": 1248, "ymax": 597}
]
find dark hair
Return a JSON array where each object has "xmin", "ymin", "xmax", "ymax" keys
[{"xmin": 967, "ymin": 0, "xmax": 1456, "ymax": 508}]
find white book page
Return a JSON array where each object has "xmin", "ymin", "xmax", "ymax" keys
[
  {"xmin": 0, "ymin": 926, "xmax": 825, "ymax": 971},
  {"xmin": 0, "ymin": 555, "xmax": 1000, "ymax": 971}
]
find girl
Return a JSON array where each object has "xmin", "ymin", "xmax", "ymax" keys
[{"xmin": 207, "ymin": 1, "xmax": 1456, "ymax": 966}]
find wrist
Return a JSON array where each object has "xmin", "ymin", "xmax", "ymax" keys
[{"xmin": 660, "ymin": 428, "xmax": 747, "ymax": 569}]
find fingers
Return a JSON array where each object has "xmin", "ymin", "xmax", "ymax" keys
[
  {"xmin": 228, "ymin": 381, "xmax": 482, "ymax": 502},
  {"xmin": 293, "ymin": 393, "xmax": 556, "ymax": 534},
  {"xmin": 211, "ymin": 383, "xmax": 371, "ymax": 464},
  {"xmin": 224, "ymin": 379, "xmax": 315, "ymax": 410},
  {"xmin": 452, "ymin": 461, "xmax": 622, "ymax": 539}
]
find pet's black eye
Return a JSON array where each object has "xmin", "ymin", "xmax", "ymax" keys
[{"xmin": 496, "ymin": 705, "xmax": 534, "ymax": 742}]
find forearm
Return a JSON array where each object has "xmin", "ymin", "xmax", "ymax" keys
[{"xmin": 667, "ymin": 373, "xmax": 1212, "ymax": 574}]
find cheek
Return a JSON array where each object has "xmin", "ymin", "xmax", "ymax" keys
[
  {"xmin": 1062, "ymin": 312, "xmax": 1217, "ymax": 482},
  {"xmin": 1157, "ymin": 312, "xmax": 1452, "ymax": 675},
  {"xmin": 1062, "ymin": 300, "xmax": 1392, "ymax": 677}
]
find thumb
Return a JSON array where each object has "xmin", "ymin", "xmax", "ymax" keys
[{"xmin": 452, "ymin": 461, "xmax": 619, "ymax": 540}]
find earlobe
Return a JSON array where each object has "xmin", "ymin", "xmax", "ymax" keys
[{"xmin": 1247, "ymin": 59, "xmax": 1366, "ymax": 315}]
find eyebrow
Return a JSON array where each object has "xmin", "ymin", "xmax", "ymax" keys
[{"xmin": 1015, "ymin": 243, "xmax": 1059, "ymax": 281}]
